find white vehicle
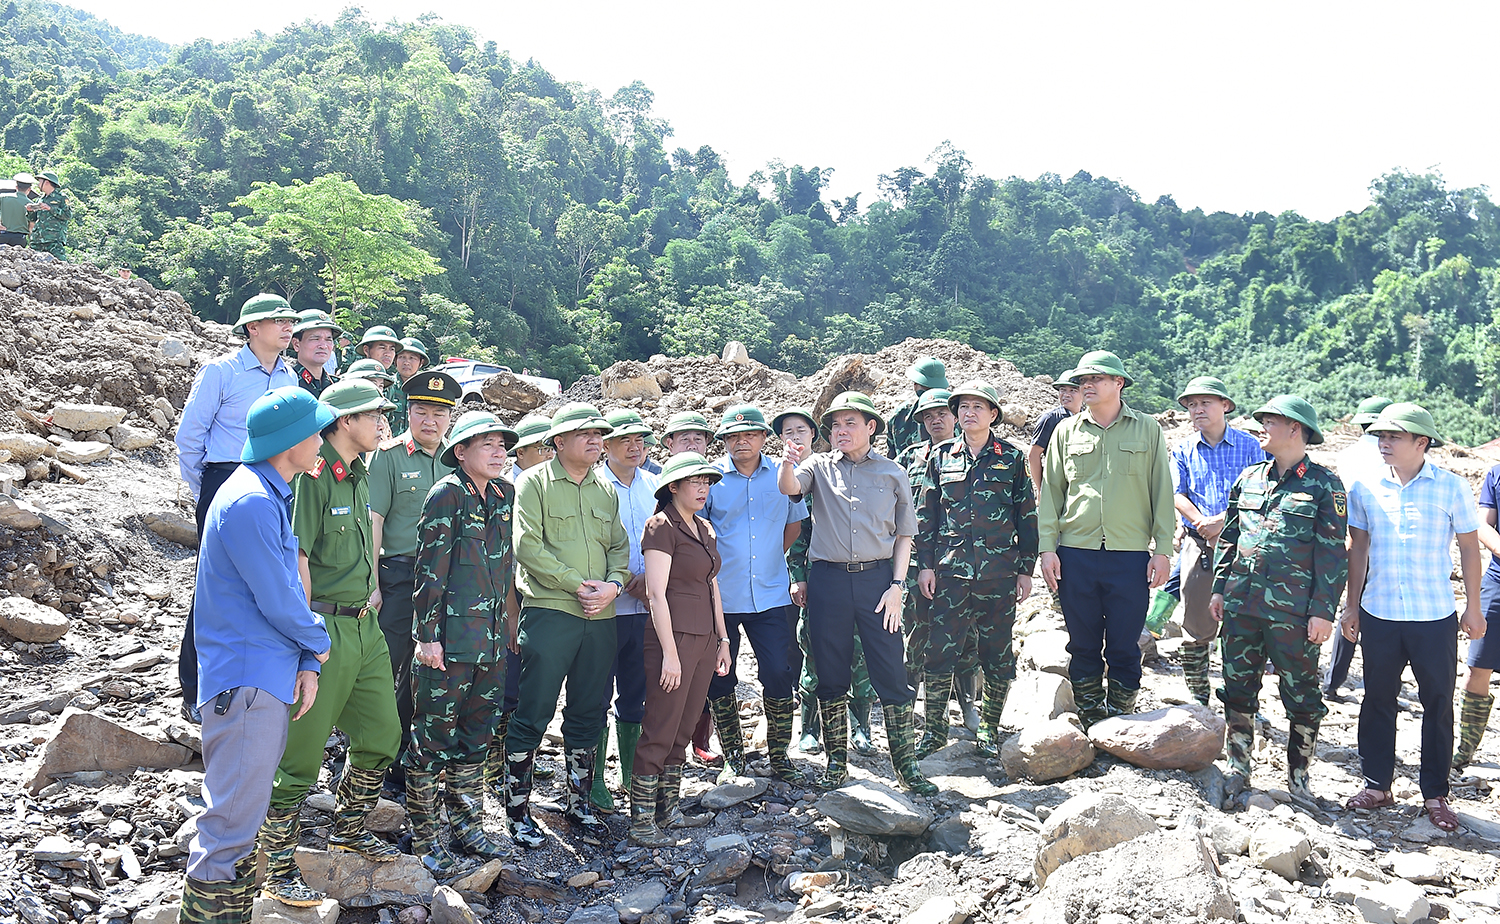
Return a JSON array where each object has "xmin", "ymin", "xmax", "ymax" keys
[{"xmin": 433, "ymin": 358, "xmax": 562, "ymax": 405}]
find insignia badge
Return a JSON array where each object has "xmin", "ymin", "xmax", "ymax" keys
[
  {"xmin": 1333, "ymin": 491, "xmax": 1347, "ymax": 517},
  {"xmin": 401, "ymin": 471, "xmax": 421, "ymax": 479},
  {"xmin": 331, "ymin": 459, "xmax": 347, "ymax": 481},
  {"xmin": 735, "ymin": 413, "xmax": 745, "ymax": 420},
  {"xmin": 429, "ymin": 377, "xmax": 444, "ymax": 391},
  {"xmin": 331, "ymin": 506, "xmax": 350, "ymax": 515}
]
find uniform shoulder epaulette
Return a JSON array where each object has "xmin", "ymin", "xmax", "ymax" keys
[
  {"xmin": 307, "ymin": 458, "xmax": 327, "ymax": 478},
  {"xmin": 378, "ymin": 435, "xmax": 405, "ymax": 452}
]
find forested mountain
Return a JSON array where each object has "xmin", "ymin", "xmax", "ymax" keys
[{"xmin": 5, "ymin": 7, "xmax": 1500, "ymax": 442}]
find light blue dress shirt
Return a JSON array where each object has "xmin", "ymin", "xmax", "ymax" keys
[
  {"xmin": 599, "ymin": 461, "xmax": 659, "ymax": 615},
  {"xmin": 1171, "ymin": 426, "xmax": 1267, "ymax": 529},
  {"xmin": 704, "ymin": 454, "xmax": 808, "ymax": 613},
  {"xmin": 175, "ymin": 345, "xmax": 295, "ymax": 497}
]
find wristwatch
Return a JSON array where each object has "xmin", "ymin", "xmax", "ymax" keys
[{"xmin": 608, "ymin": 580, "xmax": 623, "ymax": 594}]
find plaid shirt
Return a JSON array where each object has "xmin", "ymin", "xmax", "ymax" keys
[
  {"xmin": 1171, "ymin": 426, "xmax": 1266, "ymax": 530},
  {"xmin": 1349, "ymin": 460, "xmax": 1480, "ymax": 622}
]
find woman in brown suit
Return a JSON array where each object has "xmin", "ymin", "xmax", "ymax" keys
[{"xmin": 630, "ymin": 452, "xmax": 733, "ymax": 847}]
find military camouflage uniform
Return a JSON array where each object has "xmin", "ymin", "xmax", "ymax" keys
[
  {"xmin": 292, "ymin": 361, "xmax": 335, "ymax": 398},
  {"xmin": 1213, "ymin": 455, "xmax": 1348, "ymax": 801},
  {"xmin": 915, "ymin": 434, "xmax": 1038, "ymax": 754},
  {"xmin": 886, "ymin": 398, "xmax": 922, "ymax": 459},
  {"xmin": 895, "ymin": 439, "xmax": 979, "ymax": 683},
  {"xmin": 386, "ymin": 383, "xmax": 409, "ymax": 437},
  {"xmin": 28, "ymin": 187, "xmax": 68, "ymax": 259}
]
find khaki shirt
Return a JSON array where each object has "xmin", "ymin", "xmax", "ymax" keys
[
  {"xmin": 1038, "ymin": 401, "xmax": 1174, "ymax": 554},
  {"xmin": 369, "ymin": 431, "xmax": 453, "ymax": 559},
  {"xmin": 514, "ymin": 457, "xmax": 631, "ymax": 619},
  {"xmin": 794, "ymin": 450, "xmax": 917, "ymax": 563}
]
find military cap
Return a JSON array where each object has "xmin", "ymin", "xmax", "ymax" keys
[
  {"xmin": 0, "ymin": 180, "xmax": 14, "ymax": 193},
  {"xmin": 1052, "ymin": 369, "xmax": 1081, "ymax": 388},
  {"xmin": 12, "ymin": 172, "xmax": 34, "ymax": 185},
  {"xmin": 1072, "ymin": 350, "xmax": 1133, "ymax": 387},
  {"xmin": 907, "ymin": 356, "xmax": 949, "ymax": 390},
  {"xmin": 947, "ymin": 380, "xmax": 1002, "ymax": 414},
  {"xmin": 1176, "ymin": 375, "xmax": 1236, "ymax": 413},
  {"xmin": 821, "ymin": 391, "xmax": 885, "ymax": 435},
  {"xmin": 441, "ymin": 410, "xmax": 519, "ymax": 467},
  {"xmin": 914, "ymin": 389, "xmax": 953, "ymax": 416},
  {"xmin": 344, "ymin": 358, "xmax": 397, "ymax": 387},
  {"xmin": 1366, "ymin": 402, "xmax": 1444, "ymax": 448},
  {"xmin": 397, "ymin": 337, "xmax": 430, "ymax": 361},
  {"xmin": 321, "ymin": 378, "xmax": 396, "ymax": 418},
  {"xmin": 357, "ymin": 325, "xmax": 402, "ymax": 352},
  {"xmin": 662, "ymin": 411, "xmax": 714, "ymax": 439},
  {"xmin": 37, "ymin": 171, "xmax": 60, "ymax": 187},
  {"xmin": 653, "ymin": 452, "xmax": 723, "ymax": 503},
  {"xmin": 1252, "ymin": 395, "xmax": 1324, "ymax": 445},
  {"xmin": 1350, "ymin": 395, "xmax": 1394, "ymax": 427},
  {"xmin": 772, "ymin": 407, "xmax": 818, "ymax": 435},
  {"xmin": 546, "ymin": 402, "xmax": 613, "ymax": 447},
  {"xmin": 231, "ymin": 293, "xmax": 298, "ymax": 336},
  {"xmin": 241, "ymin": 386, "xmax": 335, "ymax": 463},
  {"xmin": 604, "ymin": 408, "xmax": 655, "ymax": 440},
  {"xmin": 403, "ymin": 370, "xmax": 461, "ymax": 407},
  {"xmin": 716, "ymin": 404, "xmax": 772, "ymax": 438},
  {"xmin": 512, "ymin": 414, "xmax": 553, "ymax": 450},
  {"xmin": 291, "ymin": 310, "xmax": 342, "ymax": 338}
]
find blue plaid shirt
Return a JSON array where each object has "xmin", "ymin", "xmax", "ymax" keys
[
  {"xmin": 1171, "ymin": 426, "xmax": 1267, "ymax": 530},
  {"xmin": 1349, "ymin": 461, "xmax": 1481, "ymax": 622}
]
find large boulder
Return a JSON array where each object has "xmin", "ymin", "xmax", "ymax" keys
[
  {"xmin": 1023, "ymin": 829, "xmax": 1235, "ymax": 924},
  {"xmin": 51, "ymin": 403, "xmax": 127, "ymax": 431},
  {"xmin": 816, "ymin": 780, "xmax": 935, "ymax": 837},
  {"xmin": 1000, "ymin": 716, "xmax": 1094, "ymax": 783},
  {"xmin": 1000, "ymin": 671, "xmax": 1075, "ymax": 727},
  {"xmin": 0, "ymin": 596, "xmax": 70, "ymax": 642},
  {"xmin": 1034, "ymin": 792, "xmax": 1157, "ymax": 885},
  {"xmin": 0, "ymin": 432, "xmax": 52, "ymax": 463},
  {"xmin": 27, "ymin": 710, "xmax": 195, "ymax": 793},
  {"xmin": 601, "ymin": 361, "xmax": 663, "ymax": 401},
  {"xmin": 1018, "ymin": 630, "xmax": 1071, "ymax": 676},
  {"xmin": 480, "ymin": 371, "xmax": 548, "ymax": 413},
  {"xmin": 293, "ymin": 848, "xmax": 435, "ymax": 906},
  {"xmin": 1087, "ymin": 703, "xmax": 1225, "ymax": 771},
  {"xmin": 55, "ymin": 440, "xmax": 111, "ymax": 464}
]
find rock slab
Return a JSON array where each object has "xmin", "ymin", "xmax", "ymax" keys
[
  {"xmin": 0, "ymin": 596, "xmax": 70, "ymax": 643},
  {"xmin": 902, "ymin": 896, "xmax": 966, "ymax": 924},
  {"xmin": 1022, "ymin": 829, "xmax": 1235, "ymax": 924},
  {"xmin": 692, "ymin": 847, "xmax": 750, "ymax": 886},
  {"xmin": 251, "ymin": 898, "xmax": 340, "ymax": 924},
  {"xmin": 55, "ymin": 439, "xmax": 111, "ymax": 464},
  {"xmin": 144, "ymin": 512, "xmax": 199, "ymax": 548},
  {"xmin": 1248, "ymin": 824, "xmax": 1310, "ymax": 880},
  {"xmin": 1000, "ymin": 671, "xmax": 1075, "ymax": 727},
  {"xmin": 1087, "ymin": 702, "xmax": 1225, "ymax": 771},
  {"xmin": 1000, "ymin": 715, "xmax": 1094, "ymax": 783},
  {"xmin": 614, "ymin": 880, "xmax": 668, "ymax": 923},
  {"xmin": 1354, "ymin": 880, "xmax": 1430, "ymax": 924},
  {"xmin": 51, "ymin": 403, "xmax": 127, "ymax": 431},
  {"xmin": 429, "ymin": 887, "xmax": 480, "ymax": 924},
  {"xmin": 28, "ymin": 710, "xmax": 195, "ymax": 793},
  {"xmin": 701, "ymin": 775, "xmax": 767, "ymax": 809},
  {"xmin": 1035, "ymin": 792, "xmax": 1157, "ymax": 886},
  {"xmin": 293, "ymin": 848, "xmax": 436, "ymax": 905},
  {"xmin": 816, "ymin": 780, "xmax": 935, "ymax": 836}
]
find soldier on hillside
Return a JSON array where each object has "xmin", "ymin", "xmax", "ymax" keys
[
  {"xmin": 290, "ymin": 311, "xmax": 341, "ymax": 398},
  {"xmin": 887, "ymin": 357, "xmax": 949, "ymax": 458},
  {"xmin": 27, "ymin": 171, "xmax": 68, "ymax": 259},
  {"xmin": 0, "ymin": 173, "xmax": 32, "ymax": 246}
]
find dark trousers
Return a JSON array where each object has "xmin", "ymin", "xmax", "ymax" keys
[
  {"xmin": 708, "ymin": 605, "xmax": 798, "ymax": 701},
  {"xmin": 806, "ymin": 560, "xmax": 914, "ymax": 705},
  {"xmin": 509, "ymin": 606, "xmax": 616, "ymax": 753},
  {"xmin": 181, "ymin": 462, "xmax": 240, "ymax": 703},
  {"xmin": 1357, "ymin": 609, "xmax": 1457, "ymax": 800},
  {"xmin": 0, "ymin": 231, "xmax": 27, "ymax": 247},
  {"xmin": 1056, "ymin": 546, "xmax": 1151, "ymax": 689},
  {"xmin": 503, "ymin": 648, "xmax": 521, "ymax": 712},
  {"xmin": 375, "ymin": 557, "xmax": 416, "ymax": 752},
  {"xmin": 600, "ymin": 610, "xmax": 649, "ymax": 724}
]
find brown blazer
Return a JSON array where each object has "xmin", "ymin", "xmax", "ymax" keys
[{"xmin": 641, "ymin": 504, "xmax": 721, "ymax": 636}]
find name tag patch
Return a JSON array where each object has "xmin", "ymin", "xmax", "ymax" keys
[
  {"xmin": 331, "ymin": 506, "xmax": 350, "ymax": 515},
  {"xmin": 401, "ymin": 471, "xmax": 422, "ymax": 479}
]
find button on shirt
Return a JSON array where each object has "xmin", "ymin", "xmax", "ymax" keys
[
  {"xmin": 1171, "ymin": 426, "xmax": 1267, "ymax": 529},
  {"xmin": 194, "ymin": 460, "xmax": 330, "ymax": 707},
  {"xmin": 794, "ymin": 451, "xmax": 916, "ymax": 564},
  {"xmin": 369, "ymin": 433, "xmax": 453, "ymax": 559},
  {"xmin": 705, "ymin": 454, "xmax": 807, "ymax": 612},
  {"xmin": 598, "ymin": 462, "xmax": 660, "ymax": 615},
  {"xmin": 176, "ymin": 346, "xmax": 296, "ymax": 498},
  {"xmin": 1349, "ymin": 461, "xmax": 1480, "ymax": 622}
]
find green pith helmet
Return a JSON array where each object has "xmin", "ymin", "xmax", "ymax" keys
[
  {"xmin": 653, "ymin": 452, "xmax": 723, "ymax": 503},
  {"xmin": 1176, "ymin": 375, "xmax": 1236, "ymax": 413},
  {"xmin": 663, "ymin": 411, "xmax": 714, "ymax": 440},
  {"xmin": 772, "ymin": 407, "xmax": 818, "ymax": 435},
  {"xmin": 604, "ymin": 408, "xmax": 654, "ymax": 440},
  {"xmin": 231, "ymin": 293, "xmax": 298, "ymax": 336},
  {"xmin": 321, "ymin": 378, "xmax": 396, "ymax": 418},
  {"xmin": 441, "ymin": 410, "xmax": 519, "ymax": 467},
  {"xmin": 716, "ymin": 404, "xmax": 772, "ymax": 438},
  {"xmin": 1053, "ymin": 369, "xmax": 1081, "ymax": 388},
  {"xmin": 292, "ymin": 310, "xmax": 342, "ymax": 338},
  {"xmin": 344, "ymin": 358, "xmax": 397, "ymax": 386},
  {"xmin": 1252, "ymin": 395, "xmax": 1324, "ymax": 445},
  {"xmin": 947, "ymin": 380, "xmax": 1002, "ymax": 415},
  {"xmin": 1072, "ymin": 350, "xmax": 1133, "ymax": 387},
  {"xmin": 545, "ymin": 402, "xmax": 613, "ymax": 447},
  {"xmin": 1366, "ymin": 402, "xmax": 1444, "ymax": 448},
  {"xmin": 512, "ymin": 414, "xmax": 554, "ymax": 450},
  {"xmin": 38, "ymin": 171, "xmax": 60, "ymax": 187},
  {"xmin": 397, "ymin": 337, "xmax": 430, "ymax": 362},
  {"xmin": 913, "ymin": 389, "xmax": 953, "ymax": 416},
  {"xmin": 907, "ymin": 356, "xmax": 949, "ymax": 390},
  {"xmin": 241, "ymin": 387, "xmax": 336, "ymax": 463},
  {"xmin": 1351, "ymin": 395, "xmax": 1394, "ymax": 428},
  {"xmin": 402, "ymin": 370, "xmax": 462, "ymax": 407},
  {"xmin": 357, "ymin": 325, "xmax": 402, "ymax": 353},
  {"xmin": 820, "ymin": 391, "xmax": 885, "ymax": 436}
]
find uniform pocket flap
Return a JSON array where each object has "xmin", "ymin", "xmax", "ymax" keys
[
  {"xmin": 1118, "ymin": 441, "xmax": 1146, "ymax": 453},
  {"xmin": 1279, "ymin": 497, "xmax": 1318, "ymax": 518}
]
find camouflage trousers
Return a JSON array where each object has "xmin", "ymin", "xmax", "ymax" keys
[
  {"xmin": 1218, "ymin": 606, "xmax": 1327, "ymax": 726},
  {"xmin": 405, "ymin": 659, "xmax": 504, "ymax": 773},
  {"xmin": 798, "ymin": 608, "xmax": 875, "ymax": 709},
  {"xmin": 30, "ymin": 239, "xmax": 64, "ymax": 259},
  {"xmin": 924, "ymin": 575, "xmax": 1017, "ymax": 682},
  {"xmin": 904, "ymin": 580, "xmax": 980, "ymax": 681}
]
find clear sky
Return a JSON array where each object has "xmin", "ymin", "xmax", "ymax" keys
[{"xmin": 67, "ymin": 0, "xmax": 1500, "ymax": 221}]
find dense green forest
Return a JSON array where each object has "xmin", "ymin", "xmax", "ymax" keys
[{"xmin": 5, "ymin": 4, "xmax": 1500, "ymax": 442}]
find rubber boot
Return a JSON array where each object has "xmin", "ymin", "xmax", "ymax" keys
[
  {"xmin": 1181, "ymin": 641, "xmax": 1213, "ymax": 707},
  {"xmin": 764, "ymin": 696, "xmax": 806, "ymax": 783},
  {"xmin": 1145, "ymin": 588, "xmax": 1177, "ymax": 638},
  {"xmin": 615, "ymin": 720, "xmax": 642, "ymax": 795},
  {"xmin": 708, "ymin": 694, "xmax": 746, "ymax": 782},
  {"xmin": 405, "ymin": 768, "xmax": 476, "ymax": 876},
  {"xmin": 883, "ymin": 701, "xmax": 938, "ymax": 795},
  {"xmin": 502, "ymin": 750, "xmax": 547, "ymax": 849},
  {"xmin": 445, "ymin": 762, "xmax": 511, "ymax": 858},
  {"xmin": 589, "ymin": 725, "xmax": 615, "ymax": 813},
  {"xmin": 849, "ymin": 696, "xmax": 876, "ymax": 755},
  {"xmin": 956, "ymin": 670, "xmax": 982, "ymax": 733},
  {"xmin": 258, "ymin": 805, "xmax": 325, "ymax": 907},
  {"xmin": 628, "ymin": 773, "xmax": 675, "ymax": 847},
  {"xmin": 1454, "ymin": 690, "xmax": 1494, "ymax": 772},
  {"xmin": 1286, "ymin": 719, "xmax": 1321, "ymax": 810},
  {"xmin": 659, "ymin": 763, "xmax": 713, "ymax": 828},
  {"xmin": 976, "ymin": 677, "xmax": 1010, "ymax": 757},
  {"xmin": 1072, "ymin": 675, "xmax": 1108, "ymax": 730},
  {"xmin": 798, "ymin": 696, "xmax": 823, "ymax": 754},
  {"xmin": 917, "ymin": 671, "xmax": 954, "ymax": 758},
  {"xmin": 691, "ymin": 710, "xmax": 719, "ymax": 765},
  {"xmin": 1223, "ymin": 710, "xmax": 1254, "ymax": 804},
  {"xmin": 327, "ymin": 765, "xmax": 401, "ymax": 861},
  {"xmin": 818, "ymin": 695, "xmax": 850, "ymax": 789},
  {"xmin": 564, "ymin": 746, "xmax": 611, "ymax": 838},
  {"xmin": 180, "ymin": 853, "xmax": 256, "ymax": 924},
  {"xmin": 485, "ymin": 711, "xmax": 510, "ymax": 796},
  {"xmin": 1105, "ymin": 678, "xmax": 1138, "ymax": 718}
]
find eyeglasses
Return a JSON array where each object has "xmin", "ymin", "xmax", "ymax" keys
[{"xmin": 683, "ymin": 476, "xmax": 715, "ymax": 486}]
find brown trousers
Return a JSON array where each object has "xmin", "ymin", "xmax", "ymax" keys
[{"xmin": 634, "ymin": 628, "xmax": 719, "ymax": 776}]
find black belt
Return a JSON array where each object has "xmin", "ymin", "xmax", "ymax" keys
[
  {"xmin": 822, "ymin": 559, "xmax": 890, "ymax": 573},
  {"xmin": 204, "ymin": 461, "xmax": 240, "ymax": 471},
  {"xmin": 310, "ymin": 600, "xmax": 372, "ymax": 618},
  {"xmin": 383, "ymin": 555, "xmax": 413, "ymax": 564}
]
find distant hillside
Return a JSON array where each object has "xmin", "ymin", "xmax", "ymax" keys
[{"xmin": 0, "ymin": 0, "xmax": 170, "ymax": 76}]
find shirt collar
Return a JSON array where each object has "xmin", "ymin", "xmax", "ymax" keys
[
  {"xmin": 599, "ymin": 461, "xmax": 646, "ymax": 490},
  {"xmin": 715, "ymin": 453, "xmax": 773, "ymax": 477},
  {"xmin": 548, "ymin": 456, "xmax": 597, "ymax": 487},
  {"xmin": 1080, "ymin": 400, "xmax": 1138, "ymax": 429},
  {"xmin": 664, "ymin": 501, "xmax": 708, "ymax": 543},
  {"xmin": 248, "ymin": 459, "xmax": 293, "ymax": 499},
  {"xmin": 1380, "ymin": 460, "xmax": 1435, "ymax": 486},
  {"xmin": 317, "ymin": 441, "xmax": 365, "ymax": 482},
  {"xmin": 237, "ymin": 344, "xmax": 289, "ymax": 377}
]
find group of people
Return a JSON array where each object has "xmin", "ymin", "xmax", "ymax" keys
[
  {"xmin": 0, "ymin": 169, "xmax": 70, "ymax": 258},
  {"xmin": 170, "ymin": 292, "xmax": 1496, "ymax": 924}
]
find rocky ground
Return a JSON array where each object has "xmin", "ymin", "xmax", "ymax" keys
[{"xmin": 0, "ymin": 251, "xmax": 1497, "ymax": 924}]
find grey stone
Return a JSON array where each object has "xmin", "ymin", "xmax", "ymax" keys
[
  {"xmin": 366, "ymin": 797, "xmax": 406, "ymax": 833},
  {"xmin": 0, "ymin": 432, "xmax": 51, "ymax": 463},
  {"xmin": 447, "ymin": 859, "xmax": 505, "ymax": 893},
  {"xmin": 0, "ymin": 596, "xmax": 70, "ymax": 642},
  {"xmin": 1035, "ymin": 792, "xmax": 1157, "ymax": 886},
  {"xmin": 927, "ymin": 816, "xmax": 971, "ymax": 854},
  {"xmin": 54, "ymin": 439, "xmax": 111, "ymax": 464},
  {"xmin": 721, "ymin": 341, "xmax": 751, "ymax": 364},
  {"xmin": 1019, "ymin": 630, "xmax": 1071, "ymax": 676},
  {"xmin": 1353, "ymin": 880, "xmax": 1430, "ymax": 924},
  {"xmin": 1387, "ymin": 850, "xmax": 1448, "ymax": 883},
  {"xmin": 1022, "ymin": 829, "xmax": 1234, "ymax": 924},
  {"xmin": 614, "ymin": 880, "xmax": 668, "ymax": 923},
  {"xmin": 0, "ymin": 493, "xmax": 43, "ymax": 529},
  {"xmin": 901, "ymin": 896, "xmax": 966, "ymax": 924},
  {"xmin": 816, "ymin": 780, "xmax": 935, "ymax": 836},
  {"xmin": 159, "ymin": 339, "xmax": 188, "ymax": 360},
  {"xmin": 692, "ymin": 848, "xmax": 750, "ymax": 886},
  {"xmin": 32, "ymin": 835, "xmax": 84, "ymax": 862},
  {"xmin": 1087, "ymin": 703, "xmax": 1226, "ymax": 772},
  {"xmin": 1000, "ymin": 715, "xmax": 1094, "ymax": 783},
  {"xmin": 110, "ymin": 425, "xmax": 158, "ymax": 451},
  {"xmin": 1000, "ymin": 671, "xmax": 1075, "ymax": 727},
  {"xmin": 429, "ymin": 887, "xmax": 479, "ymax": 924},
  {"xmin": 601, "ymin": 362, "xmax": 662, "ymax": 401},
  {"xmin": 132, "ymin": 906, "xmax": 179, "ymax": 924},
  {"xmin": 27, "ymin": 709, "xmax": 195, "ymax": 793},
  {"xmin": 51, "ymin": 403, "xmax": 127, "ymax": 431},
  {"xmin": 805, "ymin": 894, "xmax": 846, "ymax": 917},
  {"xmin": 703, "ymin": 834, "xmax": 750, "ymax": 854},
  {"xmin": 1248, "ymin": 824, "xmax": 1310, "ymax": 881},
  {"xmin": 563, "ymin": 906, "xmax": 619, "ymax": 924},
  {"xmin": 144, "ymin": 512, "xmax": 199, "ymax": 548},
  {"xmin": 701, "ymin": 775, "xmax": 767, "ymax": 809},
  {"xmin": 917, "ymin": 739, "xmax": 1004, "ymax": 800},
  {"xmin": 294, "ymin": 847, "xmax": 436, "ymax": 905},
  {"xmin": 251, "ymin": 898, "xmax": 340, "ymax": 924}
]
